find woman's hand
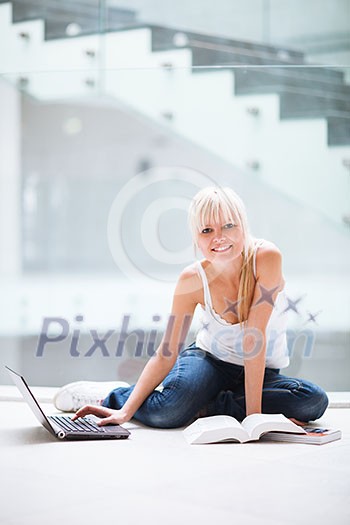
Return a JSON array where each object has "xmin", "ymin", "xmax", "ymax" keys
[{"xmin": 72, "ymin": 405, "xmax": 130, "ymax": 426}]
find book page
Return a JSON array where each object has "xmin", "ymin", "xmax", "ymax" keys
[
  {"xmin": 241, "ymin": 413, "xmax": 306, "ymax": 441},
  {"xmin": 196, "ymin": 415, "xmax": 242, "ymax": 432},
  {"xmin": 183, "ymin": 415, "xmax": 249, "ymax": 444}
]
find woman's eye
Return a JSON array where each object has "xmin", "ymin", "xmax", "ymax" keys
[
  {"xmin": 223, "ymin": 223, "xmax": 234, "ymax": 229},
  {"xmin": 201, "ymin": 228, "xmax": 212, "ymax": 234}
]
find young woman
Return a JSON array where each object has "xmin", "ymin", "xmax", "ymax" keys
[{"xmin": 54, "ymin": 186, "xmax": 329, "ymax": 428}]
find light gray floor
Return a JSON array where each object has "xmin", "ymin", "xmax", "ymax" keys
[{"xmin": 0, "ymin": 397, "xmax": 349, "ymax": 525}]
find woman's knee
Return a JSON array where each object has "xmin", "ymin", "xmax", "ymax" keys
[
  {"xmin": 102, "ymin": 386, "xmax": 133, "ymax": 409},
  {"xmin": 294, "ymin": 382, "xmax": 329, "ymax": 421},
  {"xmin": 135, "ymin": 403, "xmax": 193, "ymax": 428},
  {"xmin": 134, "ymin": 381, "xmax": 205, "ymax": 428}
]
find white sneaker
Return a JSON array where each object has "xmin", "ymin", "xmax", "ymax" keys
[{"xmin": 53, "ymin": 380, "xmax": 130, "ymax": 412}]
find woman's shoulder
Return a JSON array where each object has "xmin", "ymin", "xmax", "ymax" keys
[
  {"xmin": 174, "ymin": 262, "xmax": 203, "ymax": 299},
  {"xmin": 179, "ymin": 261, "xmax": 201, "ymax": 279},
  {"xmin": 254, "ymin": 238, "xmax": 282, "ymax": 257},
  {"xmin": 254, "ymin": 239, "xmax": 282, "ymax": 272},
  {"xmin": 254, "ymin": 239, "xmax": 284, "ymax": 284}
]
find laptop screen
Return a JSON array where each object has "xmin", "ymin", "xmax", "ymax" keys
[{"xmin": 5, "ymin": 366, "xmax": 55, "ymax": 435}]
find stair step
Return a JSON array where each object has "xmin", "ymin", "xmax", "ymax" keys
[
  {"xmin": 280, "ymin": 92, "xmax": 350, "ymax": 120},
  {"xmin": 6, "ymin": 0, "xmax": 137, "ymax": 39},
  {"xmin": 233, "ymin": 67, "xmax": 347, "ymax": 97},
  {"xmin": 150, "ymin": 25, "xmax": 305, "ymax": 63},
  {"xmin": 190, "ymin": 47, "xmax": 301, "ymax": 68}
]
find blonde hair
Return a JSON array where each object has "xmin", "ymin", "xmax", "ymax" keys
[{"xmin": 188, "ymin": 186, "xmax": 256, "ymax": 324}]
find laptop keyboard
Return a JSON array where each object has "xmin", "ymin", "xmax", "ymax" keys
[{"xmin": 50, "ymin": 415, "xmax": 106, "ymax": 433}]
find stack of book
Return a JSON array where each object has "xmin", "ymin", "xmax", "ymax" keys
[{"xmin": 183, "ymin": 413, "xmax": 341, "ymax": 445}]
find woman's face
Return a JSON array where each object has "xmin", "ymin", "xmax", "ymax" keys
[{"xmin": 195, "ymin": 213, "xmax": 245, "ymax": 265}]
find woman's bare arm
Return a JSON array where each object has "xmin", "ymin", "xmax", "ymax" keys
[
  {"xmin": 243, "ymin": 243, "xmax": 284, "ymax": 416},
  {"xmin": 73, "ymin": 267, "xmax": 200, "ymax": 425}
]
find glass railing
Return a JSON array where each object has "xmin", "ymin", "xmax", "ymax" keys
[
  {"xmin": 0, "ymin": 2, "xmax": 349, "ymax": 390},
  {"xmin": 1, "ymin": 64, "xmax": 349, "ymax": 390}
]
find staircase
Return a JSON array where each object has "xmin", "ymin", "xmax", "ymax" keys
[{"xmin": 0, "ymin": 0, "xmax": 349, "ymax": 227}]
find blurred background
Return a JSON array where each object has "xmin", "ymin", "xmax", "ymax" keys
[{"xmin": 0, "ymin": 0, "xmax": 349, "ymax": 390}]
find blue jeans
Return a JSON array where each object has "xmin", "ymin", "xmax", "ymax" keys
[{"xmin": 102, "ymin": 343, "xmax": 329, "ymax": 428}]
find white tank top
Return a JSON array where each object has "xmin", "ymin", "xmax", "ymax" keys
[{"xmin": 195, "ymin": 240, "xmax": 290, "ymax": 369}]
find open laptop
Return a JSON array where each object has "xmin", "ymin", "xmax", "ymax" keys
[{"xmin": 5, "ymin": 366, "xmax": 130, "ymax": 441}]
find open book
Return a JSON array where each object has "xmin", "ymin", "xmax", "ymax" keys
[{"xmin": 183, "ymin": 413, "xmax": 341, "ymax": 445}]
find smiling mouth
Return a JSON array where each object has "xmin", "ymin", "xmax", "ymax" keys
[{"xmin": 212, "ymin": 245, "xmax": 232, "ymax": 253}]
